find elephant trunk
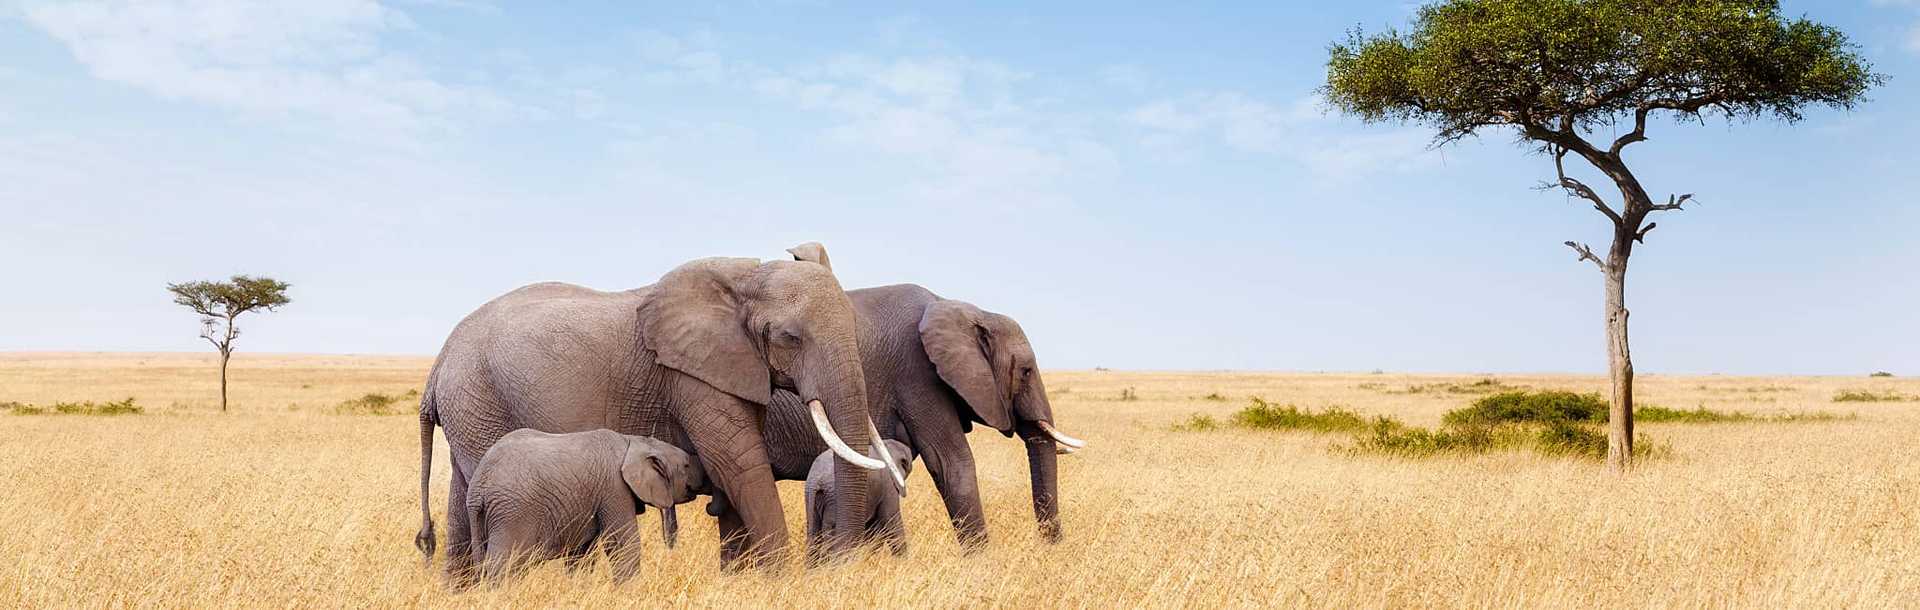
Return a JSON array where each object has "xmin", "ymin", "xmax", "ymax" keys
[
  {"xmin": 1016, "ymin": 420, "xmax": 1062, "ymax": 543},
  {"xmin": 809, "ymin": 347, "xmax": 879, "ymax": 559},
  {"xmin": 660, "ymin": 505, "xmax": 678, "ymax": 549}
]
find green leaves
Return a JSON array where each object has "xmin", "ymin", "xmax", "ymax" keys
[
  {"xmin": 166, "ymin": 275, "xmax": 292, "ymax": 318},
  {"xmin": 1323, "ymin": 0, "xmax": 1882, "ymax": 146}
]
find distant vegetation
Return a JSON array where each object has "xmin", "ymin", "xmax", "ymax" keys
[
  {"xmin": 1869, "ymin": 371, "xmax": 1894, "ymax": 378},
  {"xmin": 1359, "ymin": 378, "xmax": 1517, "ymax": 395},
  {"xmin": 2, "ymin": 398, "xmax": 143, "ymax": 416},
  {"xmin": 1180, "ymin": 389, "xmax": 1849, "ymax": 460},
  {"xmin": 1832, "ymin": 390, "xmax": 1914, "ymax": 403},
  {"xmin": 333, "ymin": 389, "xmax": 419, "ymax": 416}
]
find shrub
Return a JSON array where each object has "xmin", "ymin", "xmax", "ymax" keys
[
  {"xmin": 1443, "ymin": 390, "xmax": 1607, "ymax": 426},
  {"xmin": 1869, "ymin": 371, "xmax": 1894, "ymax": 378},
  {"xmin": 1171, "ymin": 414, "xmax": 1220, "ymax": 431},
  {"xmin": 1168, "ymin": 399, "xmax": 1370, "ymax": 434},
  {"xmin": 1533, "ymin": 421, "xmax": 1609, "ymax": 457},
  {"xmin": 1202, "ymin": 392, "xmax": 1228, "ymax": 402},
  {"xmin": 1634, "ymin": 405, "xmax": 1757, "ymax": 423},
  {"xmin": 335, "ymin": 392, "xmax": 405, "ymax": 415},
  {"xmin": 6, "ymin": 398, "xmax": 142, "ymax": 416},
  {"xmin": 1118, "ymin": 387, "xmax": 1138, "ymax": 402},
  {"xmin": 1231, "ymin": 398, "xmax": 1369, "ymax": 433},
  {"xmin": 1832, "ymin": 390, "xmax": 1912, "ymax": 403},
  {"xmin": 1347, "ymin": 417, "xmax": 1529, "ymax": 457}
]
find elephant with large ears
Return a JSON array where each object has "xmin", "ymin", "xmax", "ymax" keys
[
  {"xmin": 414, "ymin": 256, "xmax": 906, "ymax": 582},
  {"xmin": 764, "ymin": 245, "xmax": 1086, "ymax": 547}
]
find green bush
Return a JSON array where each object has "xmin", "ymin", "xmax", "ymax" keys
[
  {"xmin": 1833, "ymin": 390, "xmax": 1912, "ymax": 403},
  {"xmin": 1171, "ymin": 414, "xmax": 1220, "ymax": 431},
  {"xmin": 335, "ymin": 392, "xmax": 406, "ymax": 415},
  {"xmin": 1349, "ymin": 417, "xmax": 1508, "ymax": 456},
  {"xmin": 1634, "ymin": 405, "xmax": 1757, "ymax": 423},
  {"xmin": 1443, "ymin": 390, "xmax": 1607, "ymax": 426},
  {"xmin": 6, "ymin": 398, "xmax": 142, "ymax": 416},
  {"xmin": 1231, "ymin": 398, "xmax": 1369, "ymax": 433},
  {"xmin": 1533, "ymin": 421, "xmax": 1609, "ymax": 457}
]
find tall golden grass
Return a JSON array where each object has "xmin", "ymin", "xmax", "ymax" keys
[{"xmin": 1, "ymin": 352, "xmax": 1915, "ymax": 607}]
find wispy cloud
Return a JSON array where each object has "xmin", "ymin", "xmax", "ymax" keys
[
  {"xmin": 21, "ymin": 0, "xmax": 510, "ymax": 132},
  {"xmin": 1125, "ymin": 91, "xmax": 1435, "ymax": 178}
]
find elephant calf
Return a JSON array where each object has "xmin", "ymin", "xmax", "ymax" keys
[
  {"xmin": 805, "ymin": 439, "xmax": 914, "ymax": 559},
  {"xmin": 465, "ymin": 429, "xmax": 704, "ymax": 583}
]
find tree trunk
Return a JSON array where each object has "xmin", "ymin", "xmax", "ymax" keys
[
  {"xmin": 1603, "ymin": 235, "xmax": 1634, "ymax": 471},
  {"xmin": 219, "ymin": 349, "xmax": 231, "ymax": 413}
]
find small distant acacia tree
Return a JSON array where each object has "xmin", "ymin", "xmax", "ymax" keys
[
  {"xmin": 1323, "ymin": 0, "xmax": 1879, "ymax": 470},
  {"xmin": 167, "ymin": 275, "xmax": 292, "ymax": 412}
]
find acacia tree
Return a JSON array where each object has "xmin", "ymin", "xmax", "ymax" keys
[
  {"xmin": 167, "ymin": 275, "xmax": 292, "ymax": 412},
  {"xmin": 1324, "ymin": 0, "xmax": 1879, "ymax": 470}
]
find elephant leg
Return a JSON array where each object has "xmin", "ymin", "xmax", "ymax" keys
[
  {"xmin": 920, "ymin": 441, "xmax": 988, "ymax": 548},
  {"xmin": 680, "ymin": 391, "xmax": 788, "ymax": 569},
  {"xmin": 595, "ymin": 497, "xmax": 644, "ymax": 583},
  {"xmin": 715, "ymin": 504, "xmax": 749, "ymax": 570},
  {"xmin": 442, "ymin": 461, "xmax": 476, "ymax": 586},
  {"xmin": 876, "ymin": 507, "xmax": 908, "ymax": 556}
]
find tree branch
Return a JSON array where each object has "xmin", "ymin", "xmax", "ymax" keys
[
  {"xmin": 1564, "ymin": 241, "xmax": 1608, "ymax": 273},
  {"xmin": 1610, "ymin": 93, "xmax": 1724, "ymax": 156},
  {"xmin": 1634, "ymin": 222, "xmax": 1657, "ymax": 243},
  {"xmin": 1550, "ymin": 145, "xmax": 1624, "ymax": 226},
  {"xmin": 1648, "ymin": 193, "xmax": 1693, "ymax": 212}
]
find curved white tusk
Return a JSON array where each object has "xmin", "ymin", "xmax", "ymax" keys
[
  {"xmin": 866, "ymin": 418, "xmax": 908, "ymax": 498},
  {"xmin": 1036, "ymin": 420, "xmax": 1086, "ymax": 449},
  {"xmin": 809, "ymin": 400, "xmax": 887, "ymax": 470}
]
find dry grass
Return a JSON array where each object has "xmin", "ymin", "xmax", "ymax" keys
[{"xmin": 2, "ymin": 353, "xmax": 1917, "ymax": 607}]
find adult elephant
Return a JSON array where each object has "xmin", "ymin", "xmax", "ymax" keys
[
  {"xmin": 764, "ymin": 245, "xmax": 1085, "ymax": 547},
  {"xmin": 414, "ymin": 256, "xmax": 906, "ymax": 580}
]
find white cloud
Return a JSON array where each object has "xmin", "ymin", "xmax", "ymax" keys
[
  {"xmin": 750, "ymin": 53, "xmax": 1109, "ymax": 209},
  {"xmin": 21, "ymin": 0, "xmax": 508, "ymax": 131},
  {"xmin": 1126, "ymin": 91, "xmax": 1432, "ymax": 178}
]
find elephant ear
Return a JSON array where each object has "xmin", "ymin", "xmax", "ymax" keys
[
  {"xmin": 786, "ymin": 241, "xmax": 832, "ymax": 272},
  {"xmin": 639, "ymin": 257, "xmax": 772, "ymax": 405},
  {"xmin": 919, "ymin": 300, "xmax": 1012, "ymax": 433},
  {"xmin": 622, "ymin": 439, "xmax": 674, "ymax": 509}
]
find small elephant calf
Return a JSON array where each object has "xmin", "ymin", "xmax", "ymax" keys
[
  {"xmin": 805, "ymin": 438, "xmax": 913, "ymax": 559},
  {"xmin": 465, "ymin": 428, "xmax": 703, "ymax": 583}
]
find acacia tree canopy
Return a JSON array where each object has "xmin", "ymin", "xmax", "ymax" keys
[
  {"xmin": 1325, "ymin": 0, "xmax": 1881, "ymax": 150},
  {"xmin": 167, "ymin": 275, "xmax": 292, "ymax": 321}
]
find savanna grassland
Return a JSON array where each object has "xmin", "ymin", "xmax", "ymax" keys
[{"xmin": 1, "ymin": 352, "xmax": 1916, "ymax": 607}]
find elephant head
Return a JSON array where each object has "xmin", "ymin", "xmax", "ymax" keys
[
  {"xmin": 637, "ymin": 256, "xmax": 904, "ymax": 557},
  {"xmin": 919, "ymin": 300, "xmax": 1084, "ymax": 542},
  {"xmin": 622, "ymin": 436, "xmax": 706, "ymax": 548}
]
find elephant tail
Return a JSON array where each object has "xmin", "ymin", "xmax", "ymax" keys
[{"xmin": 414, "ymin": 389, "xmax": 438, "ymax": 562}]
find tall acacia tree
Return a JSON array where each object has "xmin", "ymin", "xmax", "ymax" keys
[
  {"xmin": 167, "ymin": 275, "xmax": 292, "ymax": 412},
  {"xmin": 1324, "ymin": 0, "xmax": 1879, "ymax": 470}
]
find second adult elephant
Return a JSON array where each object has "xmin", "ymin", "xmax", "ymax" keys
[
  {"xmin": 765, "ymin": 277, "xmax": 1084, "ymax": 546},
  {"xmin": 415, "ymin": 256, "xmax": 906, "ymax": 581}
]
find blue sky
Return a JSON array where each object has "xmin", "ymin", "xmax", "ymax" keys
[{"xmin": 1, "ymin": 1, "xmax": 1915, "ymax": 374}]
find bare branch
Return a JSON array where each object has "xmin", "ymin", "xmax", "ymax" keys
[
  {"xmin": 1634, "ymin": 222, "xmax": 1657, "ymax": 243},
  {"xmin": 1648, "ymin": 193, "xmax": 1694, "ymax": 212},
  {"xmin": 1611, "ymin": 94, "xmax": 1724, "ymax": 156},
  {"xmin": 1564, "ymin": 241, "xmax": 1609, "ymax": 273},
  {"xmin": 1550, "ymin": 145, "xmax": 1624, "ymax": 225}
]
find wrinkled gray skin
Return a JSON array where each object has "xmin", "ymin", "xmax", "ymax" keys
[
  {"xmin": 416, "ymin": 256, "xmax": 887, "ymax": 582},
  {"xmin": 466, "ymin": 429, "xmax": 704, "ymax": 583},
  {"xmin": 804, "ymin": 439, "xmax": 913, "ymax": 560},
  {"xmin": 765, "ymin": 268, "xmax": 1074, "ymax": 547}
]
